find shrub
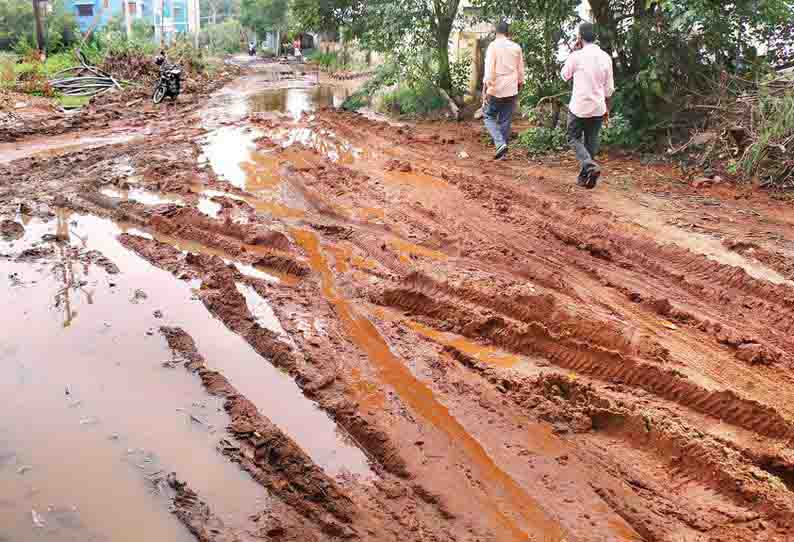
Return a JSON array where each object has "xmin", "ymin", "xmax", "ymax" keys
[
  {"xmin": 600, "ymin": 113, "xmax": 633, "ymax": 148},
  {"xmin": 342, "ymin": 61, "xmax": 399, "ymax": 112},
  {"xmin": 201, "ymin": 20, "xmax": 244, "ymax": 54},
  {"xmin": 382, "ymin": 81, "xmax": 446, "ymax": 116},
  {"xmin": 449, "ymin": 54, "xmax": 472, "ymax": 97},
  {"xmin": 517, "ymin": 126, "xmax": 567, "ymax": 155}
]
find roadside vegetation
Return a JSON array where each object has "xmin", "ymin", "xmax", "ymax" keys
[{"xmin": 3, "ymin": 0, "xmax": 793, "ymax": 187}]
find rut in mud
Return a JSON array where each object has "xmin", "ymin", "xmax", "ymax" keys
[{"xmin": 3, "ymin": 60, "xmax": 794, "ymax": 542}]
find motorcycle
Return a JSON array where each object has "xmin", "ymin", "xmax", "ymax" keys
[
  {"xmin": 152, "ymin": 64, "xmax": 182, "ymax": 104},
  {"xmin": 248, "ymin": 43, "xmax": 256, "ymax": 56}
]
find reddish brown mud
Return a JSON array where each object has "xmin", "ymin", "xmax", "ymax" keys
[{"xmin": 3, "ymin": 61, "xmax": 794, "ymax": 542}]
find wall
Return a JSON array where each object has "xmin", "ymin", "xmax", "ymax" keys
[{"xmin": 66, "ymin": 0, "xmax": 151, "ymax": 33}]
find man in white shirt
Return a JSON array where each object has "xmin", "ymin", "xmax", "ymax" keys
[
  {"xmin": 561, "ymin": 23, "xmax": 615, "ymax": 188},
  {"xmin": 483, "ymin": 21, "xmax": 525, "ymax": 160}
]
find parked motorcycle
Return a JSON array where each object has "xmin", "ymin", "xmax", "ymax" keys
[
  {"xmin": 152, "ymin": 64, "xmax": 182, "ymax": 104},
  {"xmin": 248, "ymin": 42, "xmax": 256, "ymax": 56}
]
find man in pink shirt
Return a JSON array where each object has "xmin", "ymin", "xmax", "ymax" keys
[
  {"xmin": 561, "ymin": 23, "xmax": 615, "ymax": 188},
  {"xmin": 483, "ymin": 21, "xmax": 525, "ymax": 160}
]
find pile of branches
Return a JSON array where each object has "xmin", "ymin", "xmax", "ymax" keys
[
  {"xmin": 99, "ymin": 50, "xmax": 160, "ymax": 85},
  {"xmin": 671, "ymin": 71, "xmax": 794, "ymax": 190},
  {"xmin": 49, "ymin": 50, "xmax": 122, "ymax": 98}
]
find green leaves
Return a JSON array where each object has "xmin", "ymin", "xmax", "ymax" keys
[{"xmin": 241, "ymin": 0, "xmax": 289, "ymax": 35}]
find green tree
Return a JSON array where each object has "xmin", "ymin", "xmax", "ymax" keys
[
  {"xmin": 46, "ymin": 0, "xmax": 80, "ymax": 54},
  {"xmin": 201, "ymin": 19, "xmax": 245, "ymax": 53},
  {"xmin": 290, "ymin": 0, "xmax": 357, "ymax": 34},
  {"xmin": 0, "ymin": 0, "xmax": 34, "ymax": 50},
  {"xmin": 241, "ymin": 0, "xmax": 290, "ymax": 38},
  {"xmin": 200, "ymin": 0, "xmax": 241, "ymax": 25},
  {"xmin": 353, "ymin": 0, "xmax": 461, "ymax": 93}
]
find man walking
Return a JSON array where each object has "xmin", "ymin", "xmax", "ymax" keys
[
  {"xmin": 483, "ymin": 21, "xmax": 525, "ymax": 160},
  {"xmin": 561, "ymin": 23, "xmax": 614, "ymax": 188}
]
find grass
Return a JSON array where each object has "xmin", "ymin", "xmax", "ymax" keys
[
  {"xmin": 741, "ymin": 92, "xmax": 794, "ymax": 177},
  {"xmin": 56, "ymin": 94, "xmax": 91, "ymax": 108}
]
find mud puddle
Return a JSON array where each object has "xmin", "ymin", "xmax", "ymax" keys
[
  {"xmin": 0, "ymin": 213, "xmax": 371, "ymax": 539},
  {"xmin": 199, "ymin": 82, "xmax": 358, "ymax": 199},
  {"xmin": 0, "ymin": 133, "xmax": 137, "ymax": 165},
  {"xmin": 0, "ymin": 229, "xmax": 269, "ymax": 540},
  {"xmin": 101, "ymin": 187, "xmax": 223, "ymax": 219},
  {"xmin": 249, "ymin": 86, "xmax": 349, "ymax": 120}
]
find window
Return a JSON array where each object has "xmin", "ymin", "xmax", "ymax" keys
[{"xmin": 76, "ymin": 4, "xmax": 94, "ymax": 16}]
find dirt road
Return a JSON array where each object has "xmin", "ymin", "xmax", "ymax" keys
[{"xmin": 2, "ymin": 60, "xmax": 794, "ymax": 542}]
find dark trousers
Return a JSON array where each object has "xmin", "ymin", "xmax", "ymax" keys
[
  {"xmin": 484, "ymin": 95, "xmax": 516, "ymax": 148},
  {"xmin": 567, "ymin": 113, "xmax": 604, "ymax": 176}
]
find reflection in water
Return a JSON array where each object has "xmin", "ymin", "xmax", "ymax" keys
[
  {"xmin": 249, "ymin": 86, "xmax": 349, "ymax": 119},
  {"xmin": 200, "ymin": 126, "xmax": 264, "ymax": 189},
  {"xmin": 0, "ymin": 213, "xmax": 374, "ymax": 541}
]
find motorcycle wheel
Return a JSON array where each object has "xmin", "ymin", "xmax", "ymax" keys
[{"xmin": 152, "ymin": 85, "xmax": 166, "ymax": 104}]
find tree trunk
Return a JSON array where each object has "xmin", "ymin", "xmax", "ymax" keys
[
  {"xmin": 31, "ymin": 0, "xmax": 46, "ymax": 56},
  {"xmin": 435, "ymin": 17, "xmax": 454, "ymax": 93}
]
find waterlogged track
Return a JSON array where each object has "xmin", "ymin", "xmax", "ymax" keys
[{"xmin": 2, "ymin": 61, "xmax": 794, "ymax": 541}]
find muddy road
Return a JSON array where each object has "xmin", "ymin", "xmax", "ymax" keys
[{"xmin": 2, "ymin": 60, "xmax": 794, "ymax": 542}]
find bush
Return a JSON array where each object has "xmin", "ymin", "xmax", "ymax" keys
[
  {"xmin": 260, "ymin": 47, "xmax": 276, "ymax": 58},
  {"xmin": 308, "ymin": 51, "xmax": 339, "ymax": 70},
  {"xmin": 449, "ymin": 54, "xmax": 472, "ymax": 97},
  {"xmin": 342, "ymin": 61, "xmax": 399, "ymax": 111},
  {"xmin": 517, "ymin": 126, "xmax": 567, "ymax": 155},
  {"xmin": 600, "ymin": 113, "xmax": 633, "ymax": 148},
  {"xmin": 382, "ymin": 81, "xmax": 446, "ymax": 116},
  {"xmin": 201, "ymin": 20, "xmax": 244, "ymax": 54},
  {"xmin": 131, "ymin": 19, "xmax": 154, "ymax": 42}
]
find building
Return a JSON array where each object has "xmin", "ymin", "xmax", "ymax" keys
[
  {"xmin": 154, "ymin": 0, "xmax": 200, "ymax": 44},
  {"xmin": 64, "ymin": 0, "xmax": 198, "ymax": 42},
  {"xmin": 64, "ymin": 0, "xmax": 152, "ymax": 33}
]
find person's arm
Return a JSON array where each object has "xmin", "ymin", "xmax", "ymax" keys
[
  {"xmin": 517, "ymin": 48, "xmax": 525, "ymax": 90},
  {"xmin": 483, "ymin": 44, "xmax": 496, "ymax": 97},
  {"xmin": 561, "ymin": 53, "xmax": 575, "ymax": 82},
  {"xmin": 604, "ymin": 56, "xmax": 615, "ymax": 124}
]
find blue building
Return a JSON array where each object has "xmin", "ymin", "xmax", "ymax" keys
[
  {"xmin": 64, "ymin": 0, "xmax": 152, "ymax": 33},
  {"xmin": 63, "ymin": 0, "xmax": 197, "ymax": 42}
]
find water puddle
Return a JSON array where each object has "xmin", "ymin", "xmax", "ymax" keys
[
  {"xmin": 291, "ymin": 228, "xmax": 567, "ymax": 542},
  {"xmin": 248, "ymin": 86, "xmax": 349, "ymax": 120},
  {"xmin": 235, "ymin": 282, "xmax": 289, "ymax": 338},
  {"xmin": 100, "ymin": 187, "xmax": 186, "ymax": 208},
  {"xmin": 0, "ymin": 213, "xmax": 372, "ymax": 542},
  {"xmin": 0, "ymin": 133, "xmax": 137, "ymax": 165},
  {"xmin": 200, "ymin": 126, "xmax": 265, "ymax": 189},
  {"xmin": 0, "ymin": 217, "xmax": 272, "ymax": 541},
  {"xmin": 116, "ymin": 223, "xmax": 290, "ymax": 284},
  {"xmin": 199, "ymin": 83, "xmax": 360, "ymax": 202}
]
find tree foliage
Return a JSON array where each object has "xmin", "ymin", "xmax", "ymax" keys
[
  {"xmin": 200, "ymin": 0, "xmax": 241, "ymax": 25},
  {"xmin": 471, "ymin": 0, "xmax": 793, "ymax": 135},
  {"xmin": 351, "ymin": 0, "xmax": 461, "ymax": 92},
  {"xmin": 241, "ymin": 0, "xmax": 290, "ymax": 36},
  {"xmin": 0, "ymin": 0, "xmax": 79, "ymax": 54},
  {"xmin": 290, "ymin": 0, "xmax": 357, "ymax": 34}
]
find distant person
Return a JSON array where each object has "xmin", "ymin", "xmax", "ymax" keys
[
  {"xmin": 561, "ymin": 22, "xmax": 614, "ymax": 188},
  {"xmin": 293, "ymin": 38, "xmax": 301, "ymax": 59},
  {"xmin": 482, "ymin": 21, "xmax": 525, "ymax": 160}
]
